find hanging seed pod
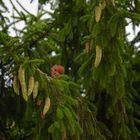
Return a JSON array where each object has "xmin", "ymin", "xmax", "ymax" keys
[
  {"xmin": 112, "ymin": 0, "xmax": 115, "ymax": 6},
  {"xmin": 27, "ymin": 76, "xmax": 35, "ymax": 96},
  {"xmin": 42, "ymin": 97, "xmax": 51, "ymax": 116},
  {"xmin": 13, "ymin": 75, "xmax": 20, "ymax": 95},
  {"xmin": 95, "ymin": 6, "xmax": 102, "ymax": 22},
  {"xmin": 94, "ymin": 45, "xmax": 102, "ymax": 68},
  {"xmin": 33, "ymin": 81, "xmax": 39, "ymax": 99},
  {"xmin": 22, "ymin": 92, "xmax": 28, "ymax": 101},
  {"xmin": 18, "ymin": 65, "xmax": 28, "ymax": 101},
  {"xmin": 99, "ymin": 0, "xmax": 106, "ymax": 10}
]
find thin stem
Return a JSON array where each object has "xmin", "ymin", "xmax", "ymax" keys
[
  {"xmin": 37, "ymin": 68, "xmax": 52, "ymax": 81},
  {"xmin": 8, "ymin": 19, "xmax": 21, "ymax": 28},
  {"xmin": 12, "ymin": 8, "xmax": 18, "ymax": 36},
  {"xmin": 9, "ymin": 0, "xmax": 21, "ymax": 16},
  {"xmin": 16, "ymin": 0, "xmax": 34, "ymax": 16}
]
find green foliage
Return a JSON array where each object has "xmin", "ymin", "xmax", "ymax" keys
[{"xmin": 0, "ymin": 0, "xmax": 140, "ymax": 140}]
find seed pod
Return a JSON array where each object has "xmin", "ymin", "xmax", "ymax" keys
[
  {"xmin": 43, "ymin": 97, "xmax": 51, "ymax": 116},
  {"xmin": 13, "ymin": 75, "xmax": 19, "ymax": 95},
  {"xmin": 112, "ymin": 0, "xmax": 115, "ymax": 6},
  {"xmin": 22, "ymin": 92, "xmax": 28, "ymax": 101},
  {"xmin": 33, "ymin": 81, "xmax": 39, "ymax": 99},
  {"xmin": 27, "ymin": 76, "xmax": 34, "ymax": 96},
  {"xmin": 18, "ymin": 65, "xmax": 28, "ymax": 101},
  {"xmin": 99, "ymin": 0, "xmax": 106, "ymax": 10},
  {"xmin": 94, "ymin": 45, "xmax": 102, "ymax": 68},
  {"xmin": 95, "ymin": 6, "xmax": 102, "ymax": 22}
]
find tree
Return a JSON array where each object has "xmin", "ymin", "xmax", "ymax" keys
[{"xmin": 0, "ymin": 0, "xmax": 140, "ymax": 140}]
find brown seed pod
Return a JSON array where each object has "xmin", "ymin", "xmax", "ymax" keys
[
  {"xmin": 42, "ymin": 97, "xmax": 51, "ymax": 116},
  {"xmin": 94, "ymin": 45, "xmax": 102, "ymax": 68},
  {"xmin": 18, "ymin": 65, "xmax": 28, "ymax": 101},
  {"xmin": 33, "ymin": 81, "xmax": 39, "ymax": 99},
  {"xmin": 95, "ymin": 6, "xmax": 102, "ymax": 22},
  {"xmin": 27, "ymin": 76, "xmax": 35, "ymax": 96},
  {"xmin": 13, "ymin": 75, "xmax": 19, "ymax": 95}
]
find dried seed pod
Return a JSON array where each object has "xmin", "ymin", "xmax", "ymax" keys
[
  {"xmin": 33, "ymin": 81, "xmax": 39, "ymax": 99},
  {"xmin": 27, "ymin": 76, "xmax": 35, "ymax": 96},
  {"xmin": 43, "ymin": 97, "xmax": 51, "ymax": 116},
  {"xmin": 95, "ymin": 6, "xmax": 102, "ymax": 22},
  {"xmin": 18, "ymin": 65, "xmax": 28, "ymax": 101},
  {"xmin": 94, "ymin": 45, "xmax": 102, "ymax": 68},
  {"xmin": 13, "ymin": 75, "xmax": 19, "ymax": 95}
]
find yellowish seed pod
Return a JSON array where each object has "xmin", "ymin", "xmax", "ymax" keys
[
  {"xmin": 99, "ymin": 0, "xmax": 106, "ymax": 10},
  {"xmin": 112, "ymin": 0, "xmax": 115, "ymax": 6},
  {"xmin": 43, "ymin": 97, "xmax": 51, "ymax": 116},
  {"xmin": 95, "ymin": 6, "xmax": 102, "ymax": 22},
  {"xmin": 27, "ymin": 76, "xmax": 35, "ymax": 96},
  {"xmin": 18, "ymin": 65, "xmax": 28, "ymax": 101},
  {"xmin": 22, "ymin": 92, "xmax": 28, "ymax": 101},
  {"xmin": 13, "ymin": 75, "xmax": 19, "ymax": 95},
  {"xmin": 33, "ymin": 81, "xmax": 39, "ymax": 99},
  {"xmin": 94, "ymin": 45, "xmax": 102, "ymax": 68}
]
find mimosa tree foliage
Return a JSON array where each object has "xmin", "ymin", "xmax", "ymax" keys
[{"xmin": 0, "ymin": 0, "xmax": 140, "ymax": 140}]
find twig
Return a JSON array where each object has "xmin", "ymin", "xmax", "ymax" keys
[
  {"xmin": 16, "ymin": 0, "xmax": 34, "ymax": 16},
  {"xmin": 12, "ymin": 8, "xmax": 18, "ymax": 36},
  {"xmin": 8, "ymin": 19, "xmax": 21, "ymax": 28},
  {"xmin": 30, "ymin": 0, "xmax": 34, "ymax": 3},
  {"xmin": 37, "ymin": 68, "xmax": 52, "ymax": 81},
  {"xmin": 9, "ymin": 0, "xmax": 21, "ymax": 16},
  {"xmin": 29, "ymin": 22, "xmax": 54, "ymax": 47}
]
